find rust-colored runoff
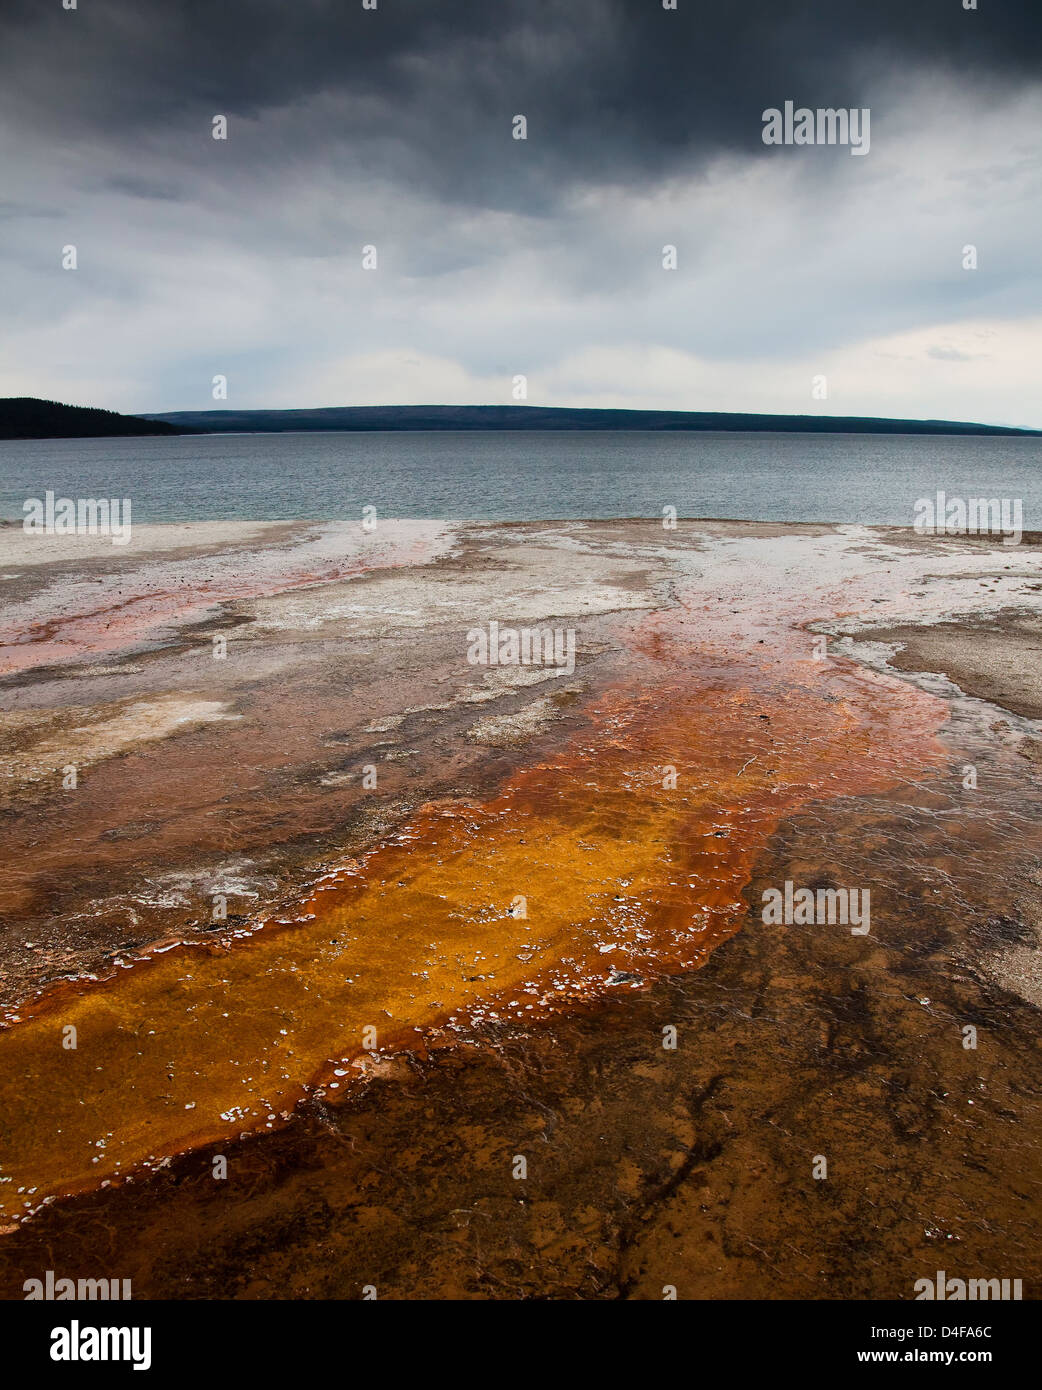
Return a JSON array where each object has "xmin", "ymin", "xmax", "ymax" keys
[{"xmin": 0, "ymin": 633, "xmax": 947, "ymax": 1226}]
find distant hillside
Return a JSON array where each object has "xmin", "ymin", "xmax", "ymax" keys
[
  {"xmin": 143, "ymin": 404, "xmax": 1040, "ymax": 437},
  {"xmin": 0, "ymin": 398, "xmax": 190, "ymax": 440}
]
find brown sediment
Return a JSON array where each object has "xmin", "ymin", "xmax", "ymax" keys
[
  {"xmin": 2, "ymin": 750, "xmax": 1042, "ymax": 1300},
  {"xmin": 852, "ymin": 607, "xmax": 1042, "ymax": 721}
]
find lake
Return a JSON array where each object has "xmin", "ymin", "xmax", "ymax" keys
[{"xmin": 1, "ymin": 429, "xmax": 1039, "ymax": 527}]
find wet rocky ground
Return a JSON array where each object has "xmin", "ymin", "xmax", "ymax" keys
[{"xmin": 1, "ymin": 518, "xmax": 1041, "ymax": 1297}]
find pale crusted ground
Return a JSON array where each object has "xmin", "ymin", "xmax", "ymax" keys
[{"xmin": 0, "ymin": 517, "xmax": 289, "ymax": 566}]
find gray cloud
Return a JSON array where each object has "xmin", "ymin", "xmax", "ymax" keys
[
  {"xmin": 3, "ymin": 0, "xmax": 1040, "ymax": 203},
  {"xmin": 0, "ymin": 0, "xmax": 1039, "ymax": 424}
]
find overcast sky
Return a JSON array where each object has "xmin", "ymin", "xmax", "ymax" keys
[{"xmin": 0, "ymin": 0, "xmax": 1039, "ymax": 425}]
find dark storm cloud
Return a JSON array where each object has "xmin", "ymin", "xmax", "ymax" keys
[
  {"xmin": 1, "ymin": 0, "xmax": 1040, "ymax": 211},
  {"xmin": 1, "ymin": 0, "xmax": 1039, "ymax": 423}
]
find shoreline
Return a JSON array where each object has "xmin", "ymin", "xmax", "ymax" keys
[{"xmin": 1, "ymin": 518, "xmax": 1041, "ymax": 1294}]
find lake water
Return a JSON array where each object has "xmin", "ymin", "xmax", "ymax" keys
[{"xmin": 1, "ymin": 430, "xmax": 1039, "ymax": 527}]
